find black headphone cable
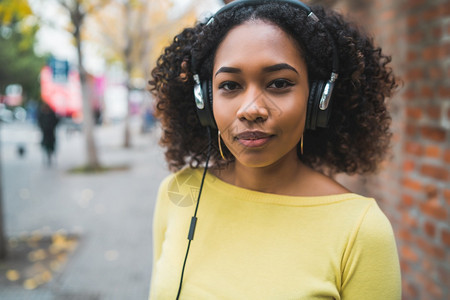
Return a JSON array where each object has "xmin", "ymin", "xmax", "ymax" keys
[{"xmin": 176, "ymin": 127, "xmax": 212, "ymax": 300}]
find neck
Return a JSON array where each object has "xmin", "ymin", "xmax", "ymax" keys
[{"xmin": 221, "ymin": 151, "xmax": 305, "ymax": 194}]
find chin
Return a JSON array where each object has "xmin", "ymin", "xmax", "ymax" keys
[{"xmin": 234, "ymin": 155, "xmax": 279, "ymax": 169}]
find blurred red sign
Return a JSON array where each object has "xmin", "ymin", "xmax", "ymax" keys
[{"xmin": 40, "ymin": 66, "xmax": 82, "ymax": 117}]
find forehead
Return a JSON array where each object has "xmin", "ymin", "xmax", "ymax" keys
[{"xmin": 213, "ymin": 20, "xmax": 305, "ymax": 71}]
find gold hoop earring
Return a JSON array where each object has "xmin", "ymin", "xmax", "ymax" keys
[
  {"xmin": 300, "ymin": 134, "xmax": 304, "ymax": 155},
  {"xmin": 218, "ymin": 130, "xmax": 226, "ymax": 160}
]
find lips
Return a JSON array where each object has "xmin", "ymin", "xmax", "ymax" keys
[{"xmin": 235, "ymin": 131, "xmax": 274, "ymax": 148}]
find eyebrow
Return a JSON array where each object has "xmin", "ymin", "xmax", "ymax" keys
[
  {"xmin": 263, "ymin": 63, "xmax": 298, "ymax": 74},
  {"xmin": 214, "ymin": 63, "xmax": 298, "ymax": 77},
  {"xmin": 215, "ymin": 66, "xmax": 241, "ymax": 77}
]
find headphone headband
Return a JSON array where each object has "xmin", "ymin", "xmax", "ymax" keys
[
  {"xmin": 206, "ymin": 0, "xmax": 339, "ymax": 75},
  {"xmin": 212, "ymin": 0, "xmax": 312, "ymax": 20}
]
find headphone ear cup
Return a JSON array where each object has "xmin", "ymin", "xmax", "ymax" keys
[
  {"xmin": 306, "ymin": 80, "xmax": 332, "ymax": 130},
  {"xmin": 200, "ymin": 80, "xmax": 217, "ymax": 129},
  {"xmin": 204, "ymin": 79, "xmax": 213, "ymax": 108},
  {"xmin": 306, "ymin": 81, "xmax": 321, "ymax": 130}
]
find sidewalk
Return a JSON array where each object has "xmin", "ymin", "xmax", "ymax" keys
[{"xmin": 0, "ymin": 119, "xmax": 170, "ymax": 299}]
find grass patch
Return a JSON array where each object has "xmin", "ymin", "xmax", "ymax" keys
[{"xmin": 67, "ymin": 164, "xmax": 130, "ymax": 174}]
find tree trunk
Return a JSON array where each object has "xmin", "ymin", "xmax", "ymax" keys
[
  {"xmin": 75, "ymin": 24, "xmax": 101, "ymax": 169},
  {"xmin": 123, "ymin": 84, "xmax": 131, "ymax": 148},
  {"xmin": 0, "ymin": 122, "xmax": 7, "ymax": 259},
  {"xmin": 122, "ymin": 3, "xmax": 133, "ymax": 149}
]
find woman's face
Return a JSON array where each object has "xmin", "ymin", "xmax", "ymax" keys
[{"xmin": 212, "ymin": 20, "xmax": 309, "ymax": 168}]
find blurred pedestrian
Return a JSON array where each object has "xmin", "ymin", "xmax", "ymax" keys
[{"xmin": 37, "ymin": 102, "xmax": 59, "ymax": 166}]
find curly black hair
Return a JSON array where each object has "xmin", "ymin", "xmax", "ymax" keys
[{"xmin": 149, "ymin": 1, "xmax": 397, "ymax": 174}]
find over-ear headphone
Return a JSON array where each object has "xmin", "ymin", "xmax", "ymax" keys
[{"xmin": 193, "ymin": 0, "xmax": 339, "ymax": 131}]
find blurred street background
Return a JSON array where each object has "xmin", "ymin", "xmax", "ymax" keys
[
  {"xmin": 0, "ymin": 0, "xmax": 222, "ymax": 299},
  {"xmin": 0, "ymin": 0, "xmax": 448, "ymax": 299},
  {"xmin": 0, "ymin": 119, "xmax": 169, "ymax": 299}
]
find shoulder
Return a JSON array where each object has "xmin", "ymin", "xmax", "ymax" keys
[
  {"xmin": 357, "ymin": 200, "xmax": 396, "ymax": 242},
  {"xmin": 157, "ymin": 167, "xmax": 204, "ymax": 207},
  {"xmin": 343, "ymin": 199, "xmax": 397, "ymax": 260},
  {"xmin": 297, "ymin": 166, "xmax": 350, "ymax": 197},
  {"xmin": 158, "ymin": 167, "xmax": 199, "ymax": 191}
]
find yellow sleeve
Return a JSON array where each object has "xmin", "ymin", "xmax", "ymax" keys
[
  {"xmin": 341, "ymin": 202, "xmax": 401, "ymax": 299},
  {"xmin": 149, "ymin": 175, "xmax": 172, "ymax": 300}
]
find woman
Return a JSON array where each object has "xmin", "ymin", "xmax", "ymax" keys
[{"xmin": 149, "ymin": 0, "xmax": 401, "ymax": 299}]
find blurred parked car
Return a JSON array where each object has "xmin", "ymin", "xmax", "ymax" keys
[
  {"xmin": 0, "ymin": 103, "xmax": 13, "ymax": 123},
  {"xmin": 13, "ymin": 106, "xmax": 27, "ymax": 122}
]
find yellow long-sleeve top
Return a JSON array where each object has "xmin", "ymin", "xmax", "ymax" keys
[{"xmin": 150, "ymin": 168, "xmax": 401, "ymax": 299}]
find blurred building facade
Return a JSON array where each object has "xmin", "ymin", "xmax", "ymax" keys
[{"xmin": 312, "ymin": 0, "xmax": 450, "ymax": 299}]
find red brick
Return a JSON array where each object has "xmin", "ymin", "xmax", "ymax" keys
[
  {"xmin": 403, "ymin": 87, "xmax": 417, "ymax": 100},
  {"xmin": 444, "ymin": 3, "xmax": 450, "ymax": 15},
  {"xmin": 423, "ymin": 221, "xmax": 436, "ymax": 238},
  {"xmin": 402, "ymin": 280, "xmax": 418, "ymax": 299},
  {"xmin": 402, "ymin": 211, "xmax": 419, "ymax": 228},
  {"xmin": 442, "ymin": 229, "xmax": 450, "ymax": 247},
  {"xmin": 407, "ymin": 31, "xmax": 424, "ymax": 43},
  {"xmin": 424, "ymin": 184, "xmax": 438, "ymax": 198},
  {"xmin": 425, "ymin": 276, "xmax": 444, "ymax": 299},
  {"xmin": 420, "ymin": 85, "xmax": 434, "ymax": 99},
  {"xmin": 401, "ymin": 194, "xmax": 415, "ymax": 206},
  {"xmin": 417, "ymin": 237, "xmax": 446, "ymax": 259},
  {"xmin": 403, "ymin": 160, "xmax": 415, "ymax": 172},
  {"xmin": 405, "ymin": 141, "xmax": 424, "ymax": 155},
  {"xmin": 421, "ymin": 258, "xmax": 433, "ymax": 273},
  {"xmin": 406, "ymin": 107, "xmax": 422, "ymax": 119},
  {"xmin": 444, "ymin": 189, "xmax": 450, "ymax": 205},
  {"xmin": 432, "ymin": 26, "xmax": 442, "ymax": 39},
  {"xmin": 405, "ymin": 124, "xmax": 418, "ymax": 137},
  {"xmin": 405, "ymin": 68, "xmax": 424, "ymax": 81},
  {"xmin": 420, "ymin": 164, "xmax": 449, "ymax": 180},
  {"xmin": 406, "ymin": 14, "xmax": 420, "ymax": 28},
  {"xmin": 399, "ymin": 228, "xmax": 415, "ymax": 242},
  {"xmin": 414, "ymin": 272, "xmax": 444, "ymax": 300},
  {"xmin": 400, "ymin": 245, "xmax": 419, "ymax": 262},
  {"xmin": 426, "ymin": 106, "xmax": 441, "ymax": 119},
  {"xmin": 423, "ymin": 7, "xmax": 443, "ymax": 22},
  {"xmin": 428, "ymin": 67, "xmax": 442, "ymax": 80},
  {"xmin": 444, "ymin": 43, "xmax": 450, "ymax": 58},
  {"xmin": 420, "ymin": 198, "xmax": 447, "ymax": 220},
  {"xmin": 406, "ymin": 50, "xmax": 418, "ymax": 62},
  {"xmin": 381, "ymin": 10, "xmax": 395, "ymax": 23},
  {"xmin": 439, "ymin": 86, "xmax": 450, "ymax": 98},
  {"xmin": 420, "ymin": 126, "xmax": 446, "ymax": 142},
  {"xmin": 444, "ymin": 149, "xmax": 450, "ymax": 163},
  {"xmin": 404, "ymin": 0, "xmax": 426, "ymax": 10},
  {"xmin": 402, "ymin": 212, "xmax": 419, "ymax": 231},
  {"xmin": 425, "ymin": 145, "xmax": 440, "ymax": 158},
  {"xmin": 414, "ymin": 272, "xmax": 429, "ymax": 296},
  {"xmin": 403, "ymin": 177, "xmax": 422, "ymax": 191},
  {"xmin": 422, "ymin": 45, "xmax": 440, "ymax": 61},
  {"xmin": 437, "ymin": 266, "xmax": 450, "ymax": 292}
]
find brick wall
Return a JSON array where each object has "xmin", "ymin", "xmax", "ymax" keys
[{"xmin": 320, "ymin": 0, "xmax": 450, "ymax": 299}]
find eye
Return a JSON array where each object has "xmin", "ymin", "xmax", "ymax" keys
[
  {"xmin": 268, "ymin": 79, "xmax": 295, "ymax": 89},
  {"xmin": 218, "ymin": 81, "xmax": 241, "ymax": 91}
]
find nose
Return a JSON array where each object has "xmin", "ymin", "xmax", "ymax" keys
[{"xmin": 236, "ymin": 89, "xmax": 269, "ymax": 123}]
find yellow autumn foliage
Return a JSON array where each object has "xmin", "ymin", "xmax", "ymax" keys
[{"xmin": 0, "ymin": 0, "xmax": 33, "ymax": 25}]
